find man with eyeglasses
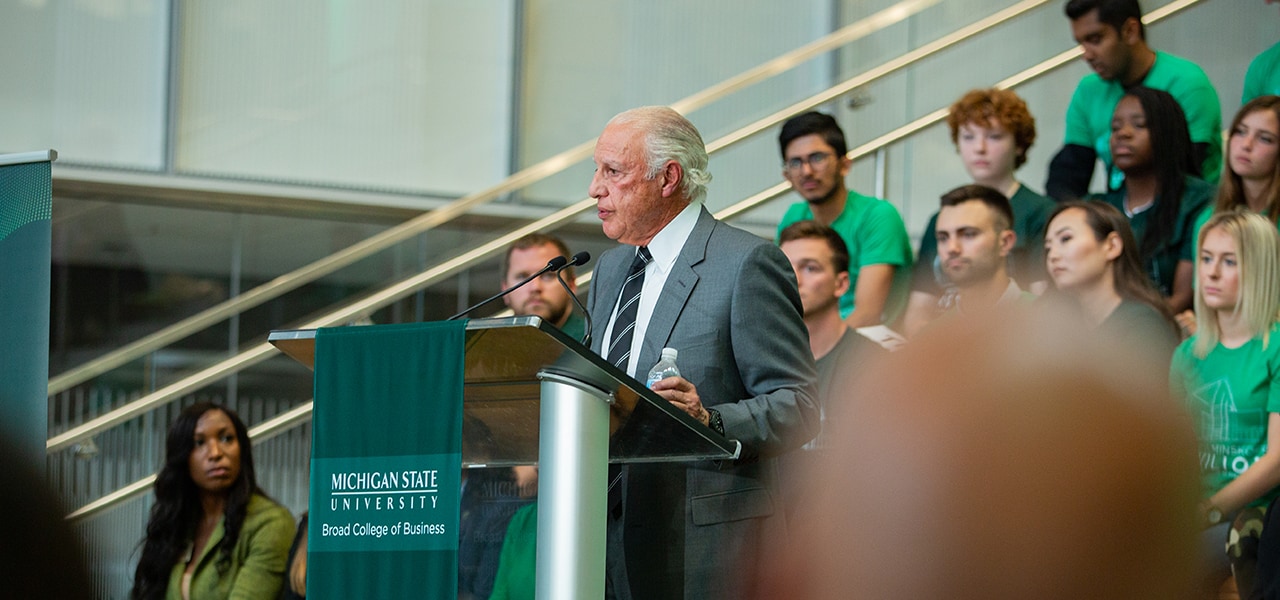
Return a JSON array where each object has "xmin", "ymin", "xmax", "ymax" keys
[{"xmin": 776, "ymin": 111, "xmax": 914, "ymax": 329}]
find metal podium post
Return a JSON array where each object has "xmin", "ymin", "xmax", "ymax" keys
[{"xmin": 534, "ymin": 372, "xmax": 611, "ymax": 600}]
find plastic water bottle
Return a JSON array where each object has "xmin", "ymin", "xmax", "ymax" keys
[{"xmin": 646, "ymin": 347, "xmax": 680, "ymax": 389}]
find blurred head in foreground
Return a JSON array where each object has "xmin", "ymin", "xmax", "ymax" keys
[{"xmin": 756, "ymin": 311, "xmax": 1200, "ymax": 600}]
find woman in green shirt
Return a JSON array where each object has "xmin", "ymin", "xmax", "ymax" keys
[
  {"xmin": 1170, "ymin": 211, "xmax": 1280, "ymax": 597},
  {"xmin": 1178, "ymin": 97, "xmax": 1280, "ymax": 338},
  {"xmin": 1092, "ymin": 87, "xmax": 1214, "ymax": 314}
]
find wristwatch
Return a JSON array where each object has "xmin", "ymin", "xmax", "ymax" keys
[{"xmin": 706, "ymin": 408, "xmax": 725, "ymax": 436}]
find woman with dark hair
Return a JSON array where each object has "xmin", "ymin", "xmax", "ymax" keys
[
  {"xmin": 1043, "ymin": 200, "xmax": 1180, "ymax": 361},
  {"xmin": 1169, "ymin": 211, "xmax": 1280, "ymax": 598},
  {"xmin": 131, "ymin": 402, "xmax": 294, "ymax": 600},
  {"xmin": 1091, "ymin": 86, "xmax": 1215, "ymax": 313}
]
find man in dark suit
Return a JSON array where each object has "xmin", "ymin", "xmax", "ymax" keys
[{"xmin": 586, "ymin": 105, "xmax": 819, "ymax": 599}]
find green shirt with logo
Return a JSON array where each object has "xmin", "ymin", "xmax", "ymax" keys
[{"xmin": 1171, "ymin": 323, "xmax": 1280, "ymax": 506}]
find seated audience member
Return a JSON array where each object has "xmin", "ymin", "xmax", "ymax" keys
[
  {"xmin": 489, "ymin": 503, "xmax": 537, "ymax": 600},
  {"xmin": 1178, "ymin": 96, "xmax": 1280, "ymax": 335},
  {"xmin": 1244, "ymin": 34, "xmax": 1280, "ymax": 102},
  {"xmin": 1196, "ymin": 96, "xmax": 1280, "ymax": 234},
  {"xmin": 501, "ymin": 232, "xmax": 585, "ymax": 341},
  {"xmin": 1047, "ymin": 0, "xmax": 1222, "ymax": 201},
  {"xmin": 905, "ymin": 88, "xmax": 1053, "ymax": 335},
  {"xmin": 1043, "ymin": 201, "xmax": 1181, "ymax": 362},
  {"xmin": 499, "ymin": 231, "xmax": 577, "ymax": 508},
  {"xmin": 776, "ymin": 111, "xmax": 914, "ymax": 327},
  {"xmin": 1170, "ymin": 211, "xmax": 1280, "ymax": 598},
  {"xmin": 777, "ymin": 220, "xmax": 881, "ymax": 515},
  {"xmin": 920, "ymin": 185, "xmax": 1034, "ymax": 328},
  {"xmin": 131, "ymin": 402, "xmax": 295, "ymax": 600},
  {"xmin": 458, "ymin": 416, "xmax": 532, "ymax": 600},
  {"xmin": 753, "ymin": 310, "xmax": 1201, "ymax": 599},
  {"xmin": 1090, "ymin": 86, "xmax": 1213, "ymax": 313}
]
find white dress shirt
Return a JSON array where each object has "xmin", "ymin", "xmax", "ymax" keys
[{"xmin": 600, "ymin": 201, "xmax": 703, "ymax": 377}]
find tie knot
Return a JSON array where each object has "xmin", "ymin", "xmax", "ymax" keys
[{"xmin": 629, "ymin": 246, "xmax": 652, "ymax": 272}]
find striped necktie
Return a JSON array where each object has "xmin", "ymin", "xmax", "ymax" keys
[{"xmin": 606, "ymin": 246, "xmax": 652, "ymax": 372}]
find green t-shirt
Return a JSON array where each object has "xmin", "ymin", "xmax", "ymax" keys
[
  {"xmin": 1095, "ymin": 176, "xmax": 1214, "ymax": 296},
  {"xmin": 777, "ymin": 190, "xmax": 914, "ymax": 324},
  {"xmin": 559, "ymin": 311, "xmax": 586, "ymax": 342},
  {"xmin": 489, "ymin": 502, "xmax": 537, "ymax": 600},
  {"xmin": 1244, "ymin": 40, "xmax": 1280, "ymax": 102},
  {"xmin": 1171, "ymin": 322, "xmax": 1280, "ymax": 506},
  {"xmin": 1064, "ymin": 51, "xmax": 1223, "ymax": 189},
  {"xmin": 913, "ymin": 182, "xmax": 1054, "ymax": 294}
]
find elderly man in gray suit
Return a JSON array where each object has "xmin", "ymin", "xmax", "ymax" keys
[{"xmin": 586, "ymin": 105, "xmax": 819, "ymax": 600}]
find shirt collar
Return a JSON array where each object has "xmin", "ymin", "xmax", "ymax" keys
[{"xmin": 644, "ymin": 201, "xmax": 702, "ymax": 274}]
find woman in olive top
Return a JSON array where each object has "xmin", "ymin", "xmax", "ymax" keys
[
  {"xmin": 1170, "ymin": 211, "xmax": 1280, "ymax": 597},
  {"xmin": 131, "ymin": 402, "xmax": 295, "ymax": 600},
  {"xmin": 1043, "ymin": 201, "xmax": 1180, "ymax": 363},
  {"xmin": 1091, "ymin": 86, "xmax": 1214, "ymax": 314}
]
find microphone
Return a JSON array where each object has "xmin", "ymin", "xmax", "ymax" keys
[
  {"xmin": 448, "ymin": 255, "xmax": 568, "ymax": 321},
  {"xmin": 560, "ymin": 251, "xmax": 590, "ymax": 270},
  {"xmin": 555, "ymin": 252, "xmax": 593, "ymax": 346}
]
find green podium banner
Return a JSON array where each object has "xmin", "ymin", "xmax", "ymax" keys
[{"xmin": 309, "ymin": 321, "xmax": 466, "ymax": 599}]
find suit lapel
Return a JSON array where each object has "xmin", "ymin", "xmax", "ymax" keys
[
  {"xmin": 639, "ymin": 207, "xmax": 713, "ymax": 370},
  {"xmin": 589, "ymin": 247, "xmax": 631, "ymax": 355}
]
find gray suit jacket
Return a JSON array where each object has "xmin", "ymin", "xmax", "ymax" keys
[{"xmin": 588, "ymin": 206, "xmax": 819, "ymax": 599}]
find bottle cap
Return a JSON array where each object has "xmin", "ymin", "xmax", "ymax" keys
[{"xmin": 661, "ymin": 347, "xmax": 678, "ymax": 361}]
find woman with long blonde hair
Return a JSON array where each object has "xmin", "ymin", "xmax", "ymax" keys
[{"xmin": 1170, "ymin": 211, "xmax": 1280, "ymax": 597}]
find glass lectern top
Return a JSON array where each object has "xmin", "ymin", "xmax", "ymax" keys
[{"xmin": 268, "ymin": 317, "xmax": 739, "ymax": 466}]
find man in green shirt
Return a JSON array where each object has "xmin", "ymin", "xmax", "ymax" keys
[
  {"xmin": 1047, "ymin": 0, "xmax": 1223, "ymax": 201},
  {"xmin": 776, "ymin": 112, "xmax": 913, "ymax": 327},
  {"xmin": 1243, "ymin": 39, "xmax": 1280, "ymax": 102}
]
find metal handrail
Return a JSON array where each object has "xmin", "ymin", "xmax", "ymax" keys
[
  {"xmin": 46, "ymin": 0, "xmax": 940, "ymax": 397},
  {"xmin": 714, "ymin": 0, "xmax": 1199, "ymax": 221},
  {"xmin": 45, "ymin": 0, "xmax": 1049, "ymax": 455},
  {"xmin": 60, "ymin": 0, "xmax": 1205, "ymax": 519}
]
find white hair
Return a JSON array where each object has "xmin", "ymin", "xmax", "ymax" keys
[{"xmin": 607, "ymin": 106, "xmax": 712, "ymax": 203}]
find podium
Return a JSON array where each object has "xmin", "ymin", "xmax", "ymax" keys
[{"xmin": 269, "ymin": 316, "xmax": 739, "ymax": 599}]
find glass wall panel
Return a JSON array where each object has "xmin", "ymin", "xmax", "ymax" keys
[
  {"xmin": 518, "ymin": 0, "xmax": 836, "ymax": 228},
  {"xmin": 0, "ymin": 1, "xmax": 168, "ymax": 169},
  {"xmin": 175, "ymin": 0, "xmax": 516, "ymax": 196}
]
